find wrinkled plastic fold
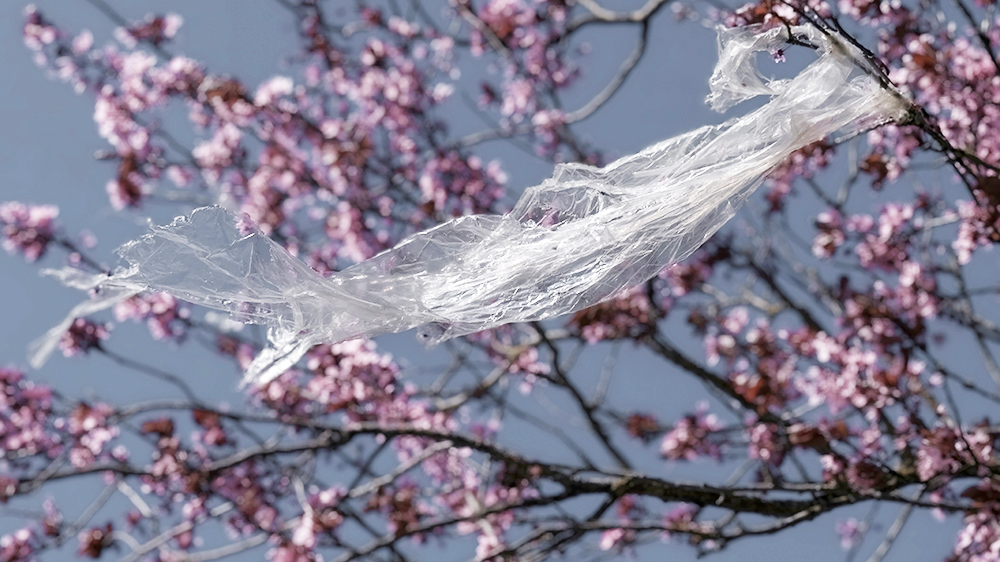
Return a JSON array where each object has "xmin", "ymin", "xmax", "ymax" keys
[{"xmin": 31, "ymin": 25, "xmax": 910, "ymax": 384}]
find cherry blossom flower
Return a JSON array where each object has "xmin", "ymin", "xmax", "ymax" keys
[
  {"xmin": 77, "ymin": 523, "xmax": 113, "ymax": 558},
  {"xmin": 0, "ymin": 202, "xmax": 58, "ymax": 262},
  {"xmin": 0, "ymin": 527, "xmax": 37, "ymax": 562},
  {"xmin": 114, "ymin": 292, "xmax": 188, "ymax": 341},
  {"xmin": 661, "ymin": 402, "xmax": 724, "ymax": 461},
  {"xmin": 836, "ymin": 518, "xmax": 861, "ymax": 550},
  {"xmin": 0, "ymin": 367, "xmax": 58, "ymax": 458},
  {"xmin": 569, "ymin": 286, "xmax": 657, "ymax": 343},
  {"xmin": 59, "ymin": 318, "xmax": 110, "ymax": 358}
]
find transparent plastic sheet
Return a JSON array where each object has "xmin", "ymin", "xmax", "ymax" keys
[{"xmin": 30, "ymin": 25, "xmax": 911, "ymax": 384}]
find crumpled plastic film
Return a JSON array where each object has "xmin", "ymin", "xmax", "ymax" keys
[{"xmin": 30, "ymin": 25, "xmax": 911, "ymax": 384}]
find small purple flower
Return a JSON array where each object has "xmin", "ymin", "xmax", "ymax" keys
[
  {"xmin": 0, "ymin": 527, "xmax": 36, "ymax": 561},
  {"xmin": 235, "ymin": 213, "xmax": 261, "ymax": 236},
  {"xmin": 59, "ymin": 318, "xmax": 110, "ymax": 358},
  {"xmin": 661, "ymin": 402, "xmax": 723, "ymax": 461},
  {"xmin": 0, "ymin": 202, "xmax": 59, "ymax": 262},
  {"xmin": 836, "ymin": 518, "xmax": 861, "ymax": 550},
  {"xmin": 114, "ymin": 292, "xmax": 188, "ymax": 341}
]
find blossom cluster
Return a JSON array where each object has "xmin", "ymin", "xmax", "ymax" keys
[
  {"xmin": 0, "ymin": 367, "xmax": 57, "ymax": 462},
  {"xmin": 23, "ymin": 1, "xmax": 509, "ymax": 271},
  {"xmin": 0, "ymin": 201, "xmax": 58, "ymax": 262},
  {"xmin": 660, "ymin": 401, "xmax": 725, "ymax": 461},
  {"xmin": 568, "ymin": 285, "xmax": 657, "ymax": 343},
  {"xmin": 114, "ymin": 292, "xmax": 188, "ymax": 341},
  {"xmin": 8, "ymin": 0, "xmax": 1000, "ymax": 560}
]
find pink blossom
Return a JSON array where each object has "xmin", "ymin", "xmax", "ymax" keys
[
  {"xmin": 418, "ymin": 151, "xmax": 506, "ymax": 218},
  {"xmin": 953, "ymin": 480, "xmax": 1000, "ymax": 561},
  {"xmin": 291, "ymin": 512, "xmax": 318, "ymax": 548},
  {"xmin": 953, "ymin": 512, "xmax": 1000, "ymax": 562},
  {"xmin": 838, "ymin": 0, "xmax": 906, "ymax": 24},
  {"xmin": 764, "ymin": 141, "xmax": 833, "ymax": 212},
  {"xmin": 703, "ymin": 330, "xmax": 736, "ymax": 367},
  {"xmin": 661, "ymin": 251, "xmax": 713, "ymax": 296},
  {"xmin": 62, "ymin": 402, "xmax": 118, "ymax": 469},
  {"xmin": 472, "ymin": 0, "xmax": 536, "ymax": 56},
  {"xmin": 0, "ymin": 367, "xmax": 58, "ymax": 458},
  {"xmin": 813, "ymin": 209, "xmax": 845, "ymax": 258},
  {"xmin": 77, "ymin": 523, "xmax": 113, "ymax": 557},
  {"xmin": 0, "ymin": 527, "xmax": 36, "ymax": 562},
  {"xmin": 0, "ymin": 475, "xmax": 16, "ymax": 503},
  {"xmin": 476, "ymin": 532, "xmax": 507, "ymax": 560},
  {"xmin": 302, "ymin": 339, "xmax": 400, "ymax": 417},
  {"xmin": 725, "ymin": 0, "xmax": 829, "ymax": 28},
  {"xmin": 192, "ymin": 409, "xmax": 227, "ymax": 446},
  {"xmin": 22, "ymin": 5, "xmax": 58, "ymax": 51},
  {"xmin": 114, "ymin": 292, "xmax": 188, "ymax": 341},
  {"xmin": 193, "ymin": 122, "xmax": 243, "ymax": 174},
  {"xmin": 59, "ymin": 318, "xmax": 109, "ymax": 358},
  {"xmin": 211, "ymin": 461, "xmax": 280, "ymax": 534},
  {"xmin": 255, "ymin": 76, "xmax": 295, "ymax": 106},
  {"xmin": 0, "ymin": 202, "xmax": 58, "ymax": 262},
  {"xmin": 748, "ymin": 422, "xmax": 783, "ymax": 466},
  {"xmin": 531, "ymin": 109, "xmax": 565, "ymax": 155},
  {"xmin": 821, "ymin": 454, "xmax": 847, "ymax": 483},
  {"xmin": 720, "ymin": 307, "xmax": 749, "ymax": 335},
  {"xmin": 854, "ymin": 203, "xmax": 913, "ymax": 270},
  {"xmin": 388, "ymin": 16, "xmax": 419, "ymax": 38},
  {"xmin": 365, "ymin": 481, "xmax": 428, "ymax": 536},
  {"xmin": 499, "ymin": 79, "xmax": 535, "ymax": 121},
  {"xmin": 836, "ymin": 518, "xmax": 861, "ymax": 550},
  {"xmin": 302, "ymin": 486, "xmax": 345, "ymax": 540},
  {"xmin": 599, "ymin": 527, "xmax": 633, "ymax": 551},
  {"xmin": 115, "ymin": 13, "xmax": 183, "ymax": 48},
  {"xmin": 94, "ymin": 85, "xmax": 151, "ymax": 156},
  {"xmin": 916, "ymin": 425, "xmax": 995, "ymax": 482},
  {"xmin": 569, "ymin": 286, "xmax": 656, "ymax": 343},
  {"xmin": 323, "ymin": 201, "xmax": 378, "ymax": 263},
  {"xmin": 505, "ymin": 346, "xmax": 548, "ymax": 394},
  {"xmin": 105, "ymin": 178, "xmax": 143, "ymax": 211},
  {"xmin": 661, "ymin": 503, "xmax": 698, "ymax": 541},
  {"xmin": 152, "ymin": 56, "xmax": 204, "ymax": 96},
  {"xmin": 661, "ymin": 402, "xmax": 723, "ymax": 461},
  {"xmin": 953, "ymin": 194, "xmax": 1000, "ymax": 265},
  {"xmin": 72, "ymin": 29, "xmax": 93, "ymax": 55},
  {"xmin": 118, "ymin": 51, "xmax": 160, "ymax": 110},
  {"xmin": 597, "ymin": 495, "xmax": 643, "ymax": 550}
]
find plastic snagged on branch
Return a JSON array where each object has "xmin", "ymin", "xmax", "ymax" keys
[{"xmin": 31, "ymin": 25, "xmax": 910, "ymax": 384}]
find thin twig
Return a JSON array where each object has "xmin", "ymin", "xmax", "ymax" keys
[
  {"xmin": 566, "ymin": 20, "xmax": 651, "ymax": 124},
  {"xmin": 865, "ymin": 504, "xmax": 914, "ymax": 562}
]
